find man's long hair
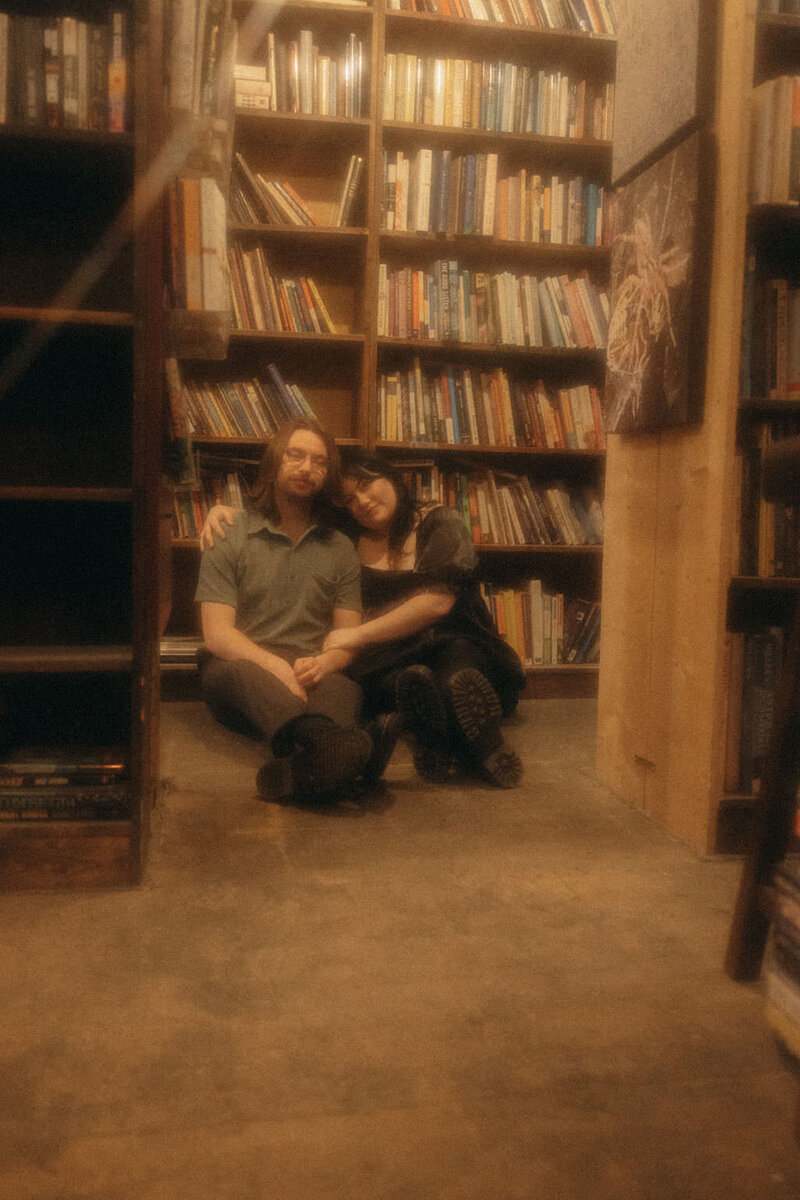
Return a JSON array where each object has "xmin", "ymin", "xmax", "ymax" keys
[{"xmin": 248, "ymin": 417, "xmax": 343, "ymax": 524}]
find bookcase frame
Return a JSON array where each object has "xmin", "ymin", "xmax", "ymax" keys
[
  {"xmin": 0, "ymin": 0, "xmax": 166, "ymax": 889},
  {"xmin": 167, "ymin": 0, "xmax": 615, "ymax": 698}
]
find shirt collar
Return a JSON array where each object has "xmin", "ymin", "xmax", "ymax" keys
[{"xmin": 245, "ymin": 510, "xmax": 324, "ymax": 541}]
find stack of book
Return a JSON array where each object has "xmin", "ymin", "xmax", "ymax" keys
[
  {"xmin": 481, "ymin": 582, "xmax": 600, "ymax": 666},
  {"xmin": 748, "ymin": 74, "xmax": 800, "ymax": 205},
  {"xmin": 723, "ymin": 626, "xmax": 784, "ymax": 795},
  {"xmin": 378, "ymin": 261, "xmax": 609, "ymax": 348},
  {"xmin": 168, "ymin": 176, "xmax": 229, "ymax": 313},
  {"xmin": 382, "ymin": 52, "xmax": 614, "ymax": 142},
  {"xmin": 166, "ymin": 0, "xmax": 234, "ymax": 118},
  {"xmin": 382, "ymin": 148, "xmax": 606, "ymax": 247},
  {"xmin": 258, "ymin": 29, "xmax": 365, "ymax": 118},
  {"xmin": 399, "ymin": 463, "xmax": 604, "ymax": 547},
  {"xmin": 740, "ymin": 252, "xmax": 800, "ymax": 402},
  {"xmin": 0, "ymin": 746, "xmax": 129, "ymax": 821},
  {"xmin": 377, "ymin": 361, "xmax": 605, "ymax": 449},
  {"xmin": 180, "ymin": 363, "xmax": 318, "ymax": 439},
  {"xmin": 229, "ymin": 244, "xmax": 338, "ymax": 333},
  {"xmin": 765, "ymin": 855, "xmax": 800, "ymax": 1062},
  {"xmin": 737, "ymin": 418, "xmax": 800, "ymax": 577},
  {"xmin": 160, "ymin": 635, "xmax": 204, "ymax": 665},
  {"xmin": 232, "ymin": 151, "xmax": 364, "ymax": 229},
  {"xmin": 385, "ymin": 0, "xmax": 617, "ymax": 34},
  {"xmin": 0, "ymin": 9, "xmax": 131, "ymax": 131}
]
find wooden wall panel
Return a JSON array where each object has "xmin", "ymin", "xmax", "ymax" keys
[
  {"xmin": 597, "ymin": 1, "xmax": 755, "ymax": 853},
  {"xmin": 596, "ymin": 435, "xmax": 660, "ymax": 807}
]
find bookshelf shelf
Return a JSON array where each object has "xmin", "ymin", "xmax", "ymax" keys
[
  {"xmin": 375, "ymin": 441, "xmax": 603, "ymax": 457},
  {"xmin": 730, "ymin": 576, "xmax": 800, "ymax": 591},
  {"xmin": 0, "ymin": 487, "xmax": 133, "ymax": 503},
  {"xmin": 229, "ymin": 329, "xmax": 366, "ymax": 344},
  {"xmin": 0, "ymin": 646, "xmax": 134, "ymax": 674},
  {"xmin": 230, "ymin": 223, "xmax": 369, "ymax": 242},
  {"xmin": 379, "ymin": 232, "xmax": 610, "ymax": 265},
  {"xmin": 0, "ymin": 1, "xmax": 164, "ymax": 889},
  {"xmin": 0, "ymin": 126, "xmax": 134, "ymax": 150},
  {"xmin": 0, "ymin": 307, "xmax": 133, "ymax": 328},
  {"xmin": 376, "ymin": 337, "xmax": 605, "ymax": 360},
  {"xmin": 235, "ymin": 111, "xmax": 371, "ymax": 136},
  {"xmin": 383, "ymin": 10, "xmax": 617, "ymax": 60},
  {"xmin": 477, "ymin": 544, "xmax": 603, "ymax": 555},
  {"xmin": 381, "ymin": 120, "xmax": 612, "ymax": 161}
]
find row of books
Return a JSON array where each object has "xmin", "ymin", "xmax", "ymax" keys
[
  {"xmin": 173, "ymin": 467, "xmax": 251, "ymax": 540},
  {"xmin": 737, "ymin": 419, "xmax": 800, "ymax": 577},
  {"xmin": 0, "ymin": 10, "xmax": 130, "ymax": 132},
  {"xmin": 382, "ymin": 148, "xmax": 606, "ymax": 247},
  {"xmin": 229, "ymin": 244, "xmax": 338, "ymax": 333},
  {"xmin": 740, "ymin": 257, "xmax": 800, "ymax": 401},
  {"xmin": 723, "ymin": 626, "xmax": 784, "ymax": 795},
  {"xmin": 180, "ymin": 364, "xmax": 318, "ymax": 440},
  {"xmin": 386, "ymin": 0, "xmax": 617, "ymax": 35},
  {"xmin": 254, "ymin": 30, "xmax": 366, "ymax": 118},
  {"xmin": 0, "ymin": 744, "xmax": 129, "ymax": 821},
  {"xmin": 377, "ymin": 261, "xmax": 609, "ymax": 348},
  {"xmin": 232, "ymin": 150, "xmax": 364, "ymax": 229},
  {"xmin": 749, "ymin": 74, "xmax": 800, "ymax": 205},
  {"xmin": 481, "ymin": 583, "xmax": 600, "ymax": 666},
  {"xmin": 758, "ymin": 1, "xmax": 800, "ymax": 14},
  {"xmin": 398, "ymin": 462, "xmax": 603, "ymax": 546},
  {"xmin": 160, "ymin": 635, "xmax": 204, "ymax": 665},
  {"xmin": 168, "ymin": 176, "xmax": 228, "ymax": 312},
  {"xmin": 382, "ymin": 53, "xmax": 614, "ymax": 142},
  {"xmin": 167, "ymin": 0, "xmax": 232, "ymax": 118},
  {"xmin": 764, "ymin": 855, "xmax": 800, "ymax": 1065},
  {"xmin": 377, "ymin": 361, "xmax": 605, "ymax": 449}
]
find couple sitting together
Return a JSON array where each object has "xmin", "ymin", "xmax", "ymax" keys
[{"xmin": 196, "ymin": 415, "xmax": 526, "ymax": 804}]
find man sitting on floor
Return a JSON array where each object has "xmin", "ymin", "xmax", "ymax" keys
[{"xmin": 195, "ymin": 416, "xmax": 375, "ymax": 801}]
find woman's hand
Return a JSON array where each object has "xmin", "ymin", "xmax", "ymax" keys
[
  {"xmin": 293, "ymin": 649, "xmax": 350, "ymax": 689},
  {"xmin": 199, "ymin": 504, "xmax": 237, "ymax": 550},
  {"xmin": 322, "ymin": 627, "xmax": 363, "ymax": 655}
]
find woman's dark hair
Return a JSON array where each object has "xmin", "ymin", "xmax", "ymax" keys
[
  {"xmin": 248, "ymin": 416, "xmax": 342, "ymax": 524},
  {"xmin": 339, "ymin": 448, "xmax": 418, "ymax": 555}
]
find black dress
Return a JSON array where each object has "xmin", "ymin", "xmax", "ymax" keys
[{"xmin": 347, "ymin": 506, "xmax": 526, "ymax": 719}]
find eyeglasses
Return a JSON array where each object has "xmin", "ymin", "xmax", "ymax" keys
[{"xmin": 283, "ymin": 447, "xmax": 329, "ymax": 473}]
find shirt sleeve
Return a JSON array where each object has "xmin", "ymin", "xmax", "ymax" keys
[
  {"xmin": 333, "ymin": 533, "xmax": 363, "ymax": 613},
  {"xmin": 414, "ymin": 506, "xmax": 478, "ymax": 589},
  {"xmin": 194, "ymin": 515, "xmax": 244, "ymax": 609}
]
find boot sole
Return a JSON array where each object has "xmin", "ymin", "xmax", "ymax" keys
[{"xmin": 395, "ymin": 666, "xmax": 452, "ymax": 783}]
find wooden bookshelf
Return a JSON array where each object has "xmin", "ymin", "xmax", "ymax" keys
[
  {"xmin": 165, "ymin": 0, "xmax": 615, "ymax": 692},
  {"xmin": 0, "ymin": 0, "xmax": 165, "ymax": 889}
]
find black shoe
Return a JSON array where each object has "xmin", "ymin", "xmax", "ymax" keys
[
  {"xmin": 255, "ymin": 757, "xmax": 293, "ymax": 802},
  {"xmin": 395, "ymin": 665, "xmax": 452, "ymax": 783},
  {"xmin": 360, "ymin": 711, "xmax": 402, "ymax": 785},
  {"xmin": 446, "ymin": 668, "xmax": 523, "ymax": 788},
  {"xmin": 290, "ymin": 725, "xmax": 373, "ymax": 798}
]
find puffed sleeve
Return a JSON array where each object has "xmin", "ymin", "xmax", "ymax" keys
[{"xmin": 414, "ymin": 506, "xmax": 477, "ymax": 589}]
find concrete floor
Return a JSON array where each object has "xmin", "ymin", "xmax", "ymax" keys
[{"xmin": 1, "ymin": 698, "xmax": 800, "ymax": 1199}]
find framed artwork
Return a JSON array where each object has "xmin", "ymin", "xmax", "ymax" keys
[
  {"xmin": 612, "ymin": 0, "xmax": 716, "ymax": 186},
  {"xmin": 604, "ymin": 128, "xmax": 714, "ymax": 435}
]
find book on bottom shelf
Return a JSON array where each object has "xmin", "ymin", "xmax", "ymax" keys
[{"xmin": 0, "ymin": 745, "xmax": 130, "ymax": 820}]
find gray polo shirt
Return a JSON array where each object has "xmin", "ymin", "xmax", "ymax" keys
[{"xmin": 195, "ymin": 510, "xmax": 361, "ymax": 656}]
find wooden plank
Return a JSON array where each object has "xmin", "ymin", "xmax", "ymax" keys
[
  {"xmin": 596, "ymin": 434, "xmax": 660, "ymax": 808},
  {"xmin": 597, "ymin": 0, "xmax": 756, "ymax": 853},
  {"xmin": 0, "ymin": 823, "xmax": 135, "ymax": 891}
]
